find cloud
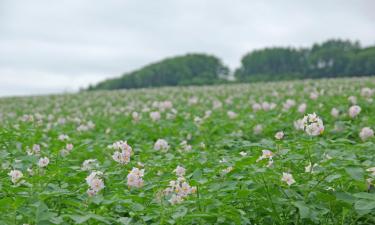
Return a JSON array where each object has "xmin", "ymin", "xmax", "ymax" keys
[{"xmin": 0, "ymin": 0, "xmax": 374, "ymax": 96}]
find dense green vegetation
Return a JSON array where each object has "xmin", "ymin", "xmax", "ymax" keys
[
  {"xmin": 88, "ymin": 54, "xmax": 229, "ymax": 90},
  {"xmin": 90, "ymin": 39, "xmax": 375, "ymax": 90},
  {"xmin": 235, "ymin": 39, "xmax": 375, "ymax": 81},
  {"xmin": 1, "ymin": 77, "xmax": 375, "ymax": 224}
]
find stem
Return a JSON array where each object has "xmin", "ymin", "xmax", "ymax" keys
[{"xmin": 260, "ymin": 174, "xmax": 282, "ymax": 224}]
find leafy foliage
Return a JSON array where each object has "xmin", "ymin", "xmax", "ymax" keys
[{"xmin": 1, "ymin": 77, "xmax": 375, "ymax": 224}]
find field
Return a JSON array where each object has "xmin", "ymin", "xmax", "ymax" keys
[{"xmin": 1, "ymin": 77, "xmax": 375, "ymax": 225}]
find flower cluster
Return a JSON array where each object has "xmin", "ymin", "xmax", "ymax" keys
[
  {"xmin": 163, "ymin": 166, "xmax": 196, "ymax": 204},
  {"xmin": 8, "ymin": 170, "xmax": 23, "ymax": 184},
  {"xmin": 127, "ymin": 167, "xmax": 145, "ymax": 188},
  {"xmin": 110, "ymin": 141, "xmax": 132, "ymax": 164},
  {"xmin": 85, "ymin": 171, "xmax": 105, "ymax": 196},
  {"xmin": 301, "ymin": 113, "xmax": 324, "ymax": 136},
  {"xmin": 154, "ymin": 139, "xmax": 169, "ymax": 151},
  {"xmin": 256, "ymin": 150, "xmax": 274, "ymax": 167}
]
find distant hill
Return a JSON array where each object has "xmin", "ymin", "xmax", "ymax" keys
[
  {"xmin": 88, "ymin": 53, "xmax": 229, "ymax": 90},
  {"xmin": 89, "ymin": 39, "xmax": 375, "ymax": 90}
]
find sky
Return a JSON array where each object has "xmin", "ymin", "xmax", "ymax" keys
[{"xmin": 0, "ymin": 0, "xmax": 374, "ymax": 97}]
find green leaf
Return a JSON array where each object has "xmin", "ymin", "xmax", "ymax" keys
[
  {"xmin": 354, "ymin": 199, "xmax": 375, "ymax": 211},
  {"xmin": 293, "ymin": 201, "xmax": 310, "ymax": 219},
  {"xmin": 345, "ymin": 167, "xmax": 364, "ymax": 181}
]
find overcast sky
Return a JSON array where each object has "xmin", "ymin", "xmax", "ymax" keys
[{"xmin": 1, "ymin": 0, "xmax": 374, "ymax": 97}]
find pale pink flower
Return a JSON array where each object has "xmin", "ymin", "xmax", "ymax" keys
[
  {"xmin": 359, "ymin": 127, "xmax": 374, "ymax": 141},
  {"xmin": 174, "ymin": 166, "xmax": 186, "ymax": 177},
  {"xmin": 281, "ymin": 172, "xmax": 295, "ymax": 186},
  {"xmin": 37, "ymin": 157, "xmax": 49, "ymax": 168},
  {"xmin": 154, "ymin": 139, "xmax": 170, "ymax": 151},
  {"xmin": 8, "ymin": 170, "xmax": 23, "ymax": 184},
  {"xmin": 348, "ymin": 105, "xmax": 361, "ymax": 118},
  {"xmin": 275, "ymin": 131, "xmax": 284, "ymax": 140}
]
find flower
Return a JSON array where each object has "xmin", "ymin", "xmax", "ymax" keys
[
  {"xmin": 275, "ymin": 131, "xmax": 284, "ymax": 140},
  {"xmin": 163, "ymin": 169, "xmax": 196, "ymax": 205},
  {"xmin": 8, "ymin": 170, "xmax": 23, "ymax": 184},
  {"xmin": 86, "ymin": 171, "xmax": 105, "ymax": 195},
  {"xmin": 283, "ymin": 99, "xmax": 296, "ymax": 111},
  {"xmin": 58, "ymin": 134, "xmax": 69, "ymax": 141},
  {"xmin": 174, "ymin": 166, "xmax": 186, "ymax": 177},
  {"xmin": 154, "ymin": 139, "xmax": 170, "ymax": 151},
  {"xmin": 27, "ymin": 144, "xmax": 41, "ymax": 155},
  {"xmin": 301, "ymin": 113, "xmax": 324, "ymax": 136},
  {"xmin": 348, "ymin": 105, "xmax": 361, "ymax": 118},
  {"xmin": 257, "ymin": 150, "xmax": 273, "ymax": 162},
  {"xmin": 281, "ymin": 172, "xmax": 295, "ymax": 186},
  {"xmin": 127, "ymin": 167, "xmax": 144, "ymax": 188},
  {"xmin": 253, "ymin": 124, "xmax": 263, "ymax": 135},
  {"xmin": 294, "ymin": 119, "xmax": 304, "ymax": 130},
  {"xmin": 310, "ymin": 92, "xmax": 319, "ymax": 100},
  {"xmin": 359, "ymin": 127, "xmax": 374, "ymax": 141},
  {"xmin": 227, "ymin": 111, "xmax": 237, "ymax": 119},
  {"xmin": 132, "ymin": 111, "xmax": 140, "ymax": 122},
  {"xmin": 252, "ymin": 103, "xmax": 261, "ymax": 112},
  {"xmin": 367, "ymin": 167, "xmax": 375, "ymax": 176},
  {"xmin": 331, "ymin": 108, "xmax": 339, "ymax": 118},
  {"xmin": 239, "ymin": 151, "xmax": 247, "ymax": 156},
  {"xmin": 38, "ymin": 157, "xmax": 49, "ymax": 168},
  {"xmin": 361, "ymin": 87, "xmax": 374, "ymax": 98},
  {"xmin": 298, "ymin": 103, "xmax": 307, "ymax": 113},
  {"xmin": 110, "ymin": 141, "xmax": 132, "ymax": 164},
  {"xmin": 348, "ymin": 96, "xmax": 357, "ymax": 104},
  {"xmin": 221, "ymin": 166, "xmax": 233, "ymax": 175},
  {"xmin": 305, "ymin": 162, "xmax": 318, "ymax": 173},
  {"xmin": 82, "ymin": 159, "xmax": 99, "ymax": 171},
  {"xmin": 150, "ymin": 111, "xmax": 161, "ymax": 121}
]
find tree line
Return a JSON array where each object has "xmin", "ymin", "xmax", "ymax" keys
[{"xmin": 88, "ymin": 39, "xmax": 375, "ymax": 90}]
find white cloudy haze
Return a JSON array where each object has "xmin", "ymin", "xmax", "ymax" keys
[{"xmin": 0, "ymin": 0, "xmax": 374, "ymax": 97}]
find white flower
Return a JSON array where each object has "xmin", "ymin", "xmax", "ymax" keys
[
  {"xmin": 239, "ymin": 151, "xmax": 247, "ymax": 156},
  {"xmin": 283, "ymin": 99, "xmax": 296, "ymax": 111},
  {"xmin": 305, "ymin": 162, "xmax": 318, "ymax": 173},
  {"xmin": 66, "ymin": 143, "xmax": 73, "ymax": 151},
  {"xmin": 348, "ymin": 105, "xmax": 361, "ymax": 118},
  {"xmin": 348, "ymin": 96, "xmax": 357, "ymax": 104},
  {"xmin": 58, "ymin": 134, "xmax": 69, "ymax": 141},
  {"xmin": 227, "ymin": 111, "xmax": 237, "ymax": 119},
  {"xmin": 361, "ymin": 87, "xmax": 374, "ymax": 98},
  {"xmin": 294, "ymin": 119, "xmax": 304, "ymax": 130},
  {"xmin": 38, "ymin": 157, "xmax": 49, "ymax": 168},
  {"xmin": 221, "ymin": 166, "xmax": 233, "ymax": 175},
  {"xmin": 298, "ymin": 103, "xmax": 307, "ymax": 113},
  {"xmin": 281, "ymin": 172, "xmax": 295, "ymax": 186},
  {"xmin": 112, "ymin": 151, "xmax": 131, "ymax": 164},
  {"xmin": 256, "ymin": 150, "xmax": 274, "ymax": 163},
  {"xmin": 174, "ymin": 166, "xmax": 186, "ymax": 177},
  {"xmin": 310, "ymin": 92, "xmax": 319, "ymax": 100},
  {"xmin": 127, "ymin": 167, "xmax": 144, "ymax": 188},
  {"xmin": 132, "ymin": 111, "xmax": 140, "ymax": 122},
  {"xmin": 154, "ymin": 139, "xmax": 170, "ymax": 151},
  {"xmin": 359, "ymin": 127, "xmax": 374, "ymax": 141},
  {"xmin": 27, "ymin": 144, "xmax": 41, "ymax": 155},
  {"xmin": 252, "ymin": 103, "xmax": 262, "ymax": 112},
  {"xmin": 331, "ymin": 108, "xmax": 339, "ymax": 118},
  {"xmin": 253, "ymin": 124, "xmax": 263, "ymax": 135},
  {"xmin": 301, "ymin": 113, "xmax": 324, "ymax": 136},
  {"xmin": 86, "ymin": 171, "xmax": 105, "ymax": 195},
  {"xmin": 82, "ymin": 159, "xmax": 99, "ymax": 171},
  {"xmin": 110, "ymin": 141, "xmax": 132, "ymax": 164},
  {"xmin": 367, "ymin": 167, "xmax": 375, "ymax": 176},
  {"xmin": 150, "ymin": 111, "xmax": 161, "ymax": 121},
  {"xmin": 275, "ymin": 131, "xmax": 284, "ymax": 140},
  {"xmin": 8, "ymin": 170, "xmax": 23, "ymax": 184}
]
